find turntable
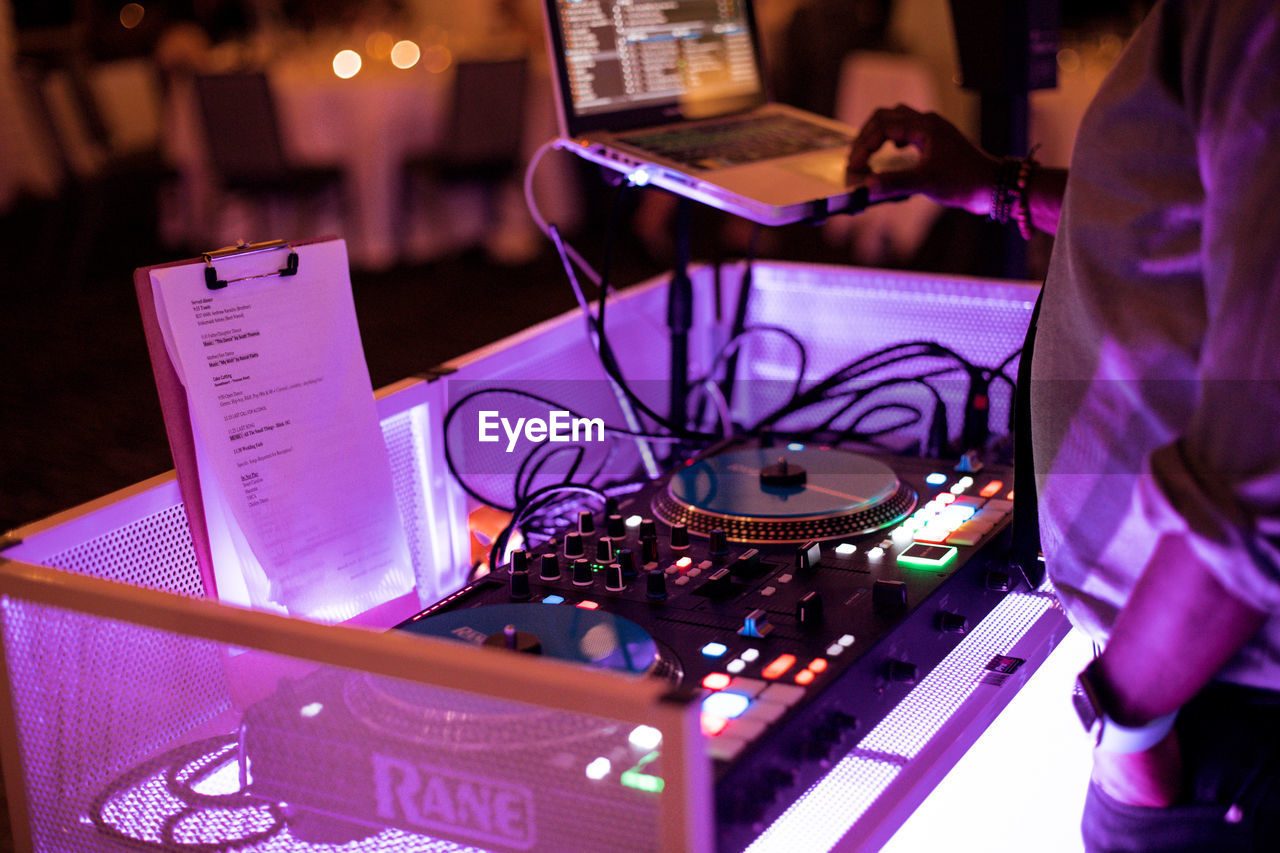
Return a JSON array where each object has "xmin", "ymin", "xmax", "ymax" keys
[{"xmin": 653, "ymin": 446, "xmax": 917, "ymax": 542}]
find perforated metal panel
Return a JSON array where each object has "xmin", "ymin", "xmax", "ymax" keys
[
  {"xmin": 2, "ymin": 599, "xmax": 233, "ymax": 852},
  {"xmin": 731, "ymin": 262, "xmax": 1038, "ymax": 446},
  {"xmin": 40, "ymin": 503, "xmax": 204, "ymax": 596},
  {"xmin": 0, "ymin": 587, "xmax": 690, "ymax": 853}
]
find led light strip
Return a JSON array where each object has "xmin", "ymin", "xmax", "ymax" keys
[{"xmin": 745, "ymin": 590, "xmax": 1056, "ymax": 853}]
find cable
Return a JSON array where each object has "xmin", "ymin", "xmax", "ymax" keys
[
  {"xmin": 442, "ymin": 385, "xmax": 683, "ymax": 511},
  {"xmin": 528, "ymin": 138, "xmax": 720, "ymax": 444},
  {"xmin": 489, "ymin": 482, "xmax": 609, "ymax": 569}
]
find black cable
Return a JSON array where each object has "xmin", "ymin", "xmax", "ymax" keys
[
  {"xmin": 719, "ymin": 227, "xmax": 763, "ymax": 414},
  {"xmin": 489, "ymin": 482, "xmax": 608, "ymax": 569},
  {"xmin": 547, "ymin": 223, "xmax": 720, "ymax": 443},
  {"xmin": 442, "ymin": 386, "xmax": 684, "ymax": 511}
]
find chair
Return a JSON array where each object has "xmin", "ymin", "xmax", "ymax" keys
[
  {"xmin": 401, "ymin": 57, "xmax": 530, "ymax": 252},
  {"xmin": 10, "ymin": 57, "xmax": 178, "ymax": 285},
  {"xmin": 193, "ymin": 71, "xmax": 344, "ymax": 240}
]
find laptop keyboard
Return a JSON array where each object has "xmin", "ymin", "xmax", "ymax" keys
[{"xmin": 620, "ymin": 114, "xmax": 850, "ymax": 170}]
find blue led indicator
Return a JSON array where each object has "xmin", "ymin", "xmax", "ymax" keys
[
  {"xmin": 787, "ymin": 442, "xmax": 805, "ymax": 451},
  {"xmin": 542, "ymin": 594, "xmax": 565, "ymax": 604},
  {"xmin": 701, "ymin": 642, "xmax": 729, "ymax": 658},
  {"xmin": 925, "ymin": 472, "xmax": 948, "ymax": 486}
]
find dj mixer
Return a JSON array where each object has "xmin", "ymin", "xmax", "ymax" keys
[{"xmin": 241, "ymin": 439, "xmax": 1038, "ymax": 852}]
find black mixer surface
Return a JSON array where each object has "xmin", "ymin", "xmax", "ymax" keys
[{"xmin": 398, "ymin": 442, "xmax": 1024, "ymax": 848}]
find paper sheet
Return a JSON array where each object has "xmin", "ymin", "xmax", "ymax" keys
[{"xmin": 150, "ymin": 240, "xmax": 413, "ymax": 621}]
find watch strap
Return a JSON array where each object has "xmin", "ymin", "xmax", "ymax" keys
[
  {"xmin": 1076, "ymin": 658, "xmax": 1179, "ymax": 754},
  {"xmin": 1095, "ymin": 708, "xmax": 1178, "ymax": 754}
]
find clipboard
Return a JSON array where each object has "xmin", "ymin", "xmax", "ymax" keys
[
  {"xmin": 136, "ymin": 239, "xmax": 316, "ymax": 601},
  {"xmin": 134, "ymin": 237, "xmax": 417, "ymax": 624}
]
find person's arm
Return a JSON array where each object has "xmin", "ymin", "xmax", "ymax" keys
[
  {"xmin": 1090, "ymin": 535, "xmax": 1266, "ymax": 806},
  {"xmin": 1088, "ymin": 1, "xmax": 1280, "ymax": 808},
  {"xmin": 845, "ymin": 104, "xmax": 1066, "ymax": 236}
]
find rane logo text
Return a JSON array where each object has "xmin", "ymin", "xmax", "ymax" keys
[{"xmin": 372, "ymin": 753, "xmax": 536, "ymax": 849}]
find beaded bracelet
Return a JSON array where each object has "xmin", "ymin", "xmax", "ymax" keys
[
  {"xmin": 989, "ymin": 157, "xmax": 1021, "ymax": 226},
  {"xmin": 1012, "ymin": 144, "xmax": 1041, "ymax": 240},
  {"xmin": 989, "ymin": 145, "xmax": 1041, "ymax": 239}
]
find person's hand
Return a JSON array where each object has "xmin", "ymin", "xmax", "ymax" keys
[
  {"xmin": 1091, "ymin": 728, "xmax": 1183, "ymax": 808},
  {"xmin": 846, "ymin": 104, "xmax": 999, "ymax": 215}
]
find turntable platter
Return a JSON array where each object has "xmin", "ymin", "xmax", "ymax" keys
[{"xmin": 653, "ymin": 447, "xmax": 916, "ymax": 543}]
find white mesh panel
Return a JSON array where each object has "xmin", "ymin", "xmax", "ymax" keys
[
  {"xmin": 41, "ymin": 503, "xmax": 203, "ymax": 596},
  {"xmin": 1, "ymin": 597, "xmax": 671, "ymax": 853}
]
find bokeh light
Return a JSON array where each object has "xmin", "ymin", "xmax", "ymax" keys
[
  {"xmin": 332, "ymin": 49, "xmax": 363, "ymax": 79},
  {"xmin": 119, "ymin": 3, "xmax": 145, "ymax": 29},
  {"xmin": 390, "ymin": 40, "xmax": 421, "ymax": 70},
  {"xmin": 366, "ymin": 31, "xmax": 395, "ymax": 61},
  {"xmin": 421, "ymin": 44, "xmax": 452, "ymax": 74}
]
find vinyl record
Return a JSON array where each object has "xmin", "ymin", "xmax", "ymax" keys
[{"xmin": 653, "ymin": 446, "xmax": 916, "ymax": 542}]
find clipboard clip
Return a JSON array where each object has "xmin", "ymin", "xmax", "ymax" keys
[{"xmin": 203, "ymin": 239, "xmax": 300, "ymax": 290}]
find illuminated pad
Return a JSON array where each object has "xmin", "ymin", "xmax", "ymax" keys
[{"xmin": 896, "ymin": 542, "xmax": 958, "ymax": 569}]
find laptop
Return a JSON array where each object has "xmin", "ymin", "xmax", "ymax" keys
[{"xmin": 541, "ymin": 0, "xmax": 868, "ymax": 224}]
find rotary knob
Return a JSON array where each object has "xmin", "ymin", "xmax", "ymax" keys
[
  {"xmin": 605, "ymin": 562, "xmax": 625, "ymax": 592},
  {"xmin": 577, "ymin": 510, "xmax": 595, "ymax": 536},
  {"xmin": 509, "ymin": 549, "xmax": 529, "ymax": 573},
  {"xmin": 708, "ymin": 528, "xmax": 729, "ymax": 557},
  {"xmin": 539, "ymin": 553, "xmax": 560, "ymax": 581},
  {"xmin": 607, "ymin": 513, "xmax": 626, "ymax": 538},
  {"xmin": 596, "ymin": 537, "xmax": 615, "ymax": 563},
  {"xmin": 645, "ymin": 569, "xmax": 668, "ymax": 600},
  {"xmin": 509, "ymin": 570, "xmax": 531, "ymax": 601},
  {"xmin": 669, "ymin": 523, "xmax": 690, "ymax": 550},
  {"xmin": 572, "ymin": 557, "xmax": 594, "ymax": 587},
  {"xmin": 617, "ymin": 548, "xmax": 638, "ymax": 579},
  {"xmin": 563, "ymin": 532, "xmax": 584, "ymax": 559}
]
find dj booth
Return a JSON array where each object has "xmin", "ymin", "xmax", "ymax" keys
[{"xmin": 0, "ymin": 260, "xmax": 1091, "ymax": 852}]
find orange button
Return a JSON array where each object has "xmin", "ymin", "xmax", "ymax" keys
[
  {"xmin": 979, "ymin": 480, "xmax": 1004, "ymax": 498},
  {"xmin": 575, "ymin": 600, "xmax": 600, "ymax": 610},
  {"xmin": 795, "ymin": 669, "xmax": 815, "ymax": 685},
  {"xmin": 701, "ymin": 672, "xmax": 731, "ymax": 691},
  {"xmin": 761, "ymin": 654, "xmax": 797, "ymax": 680},
  {"xmin": 807, "ymin": 658, "xmax": 829, "ymax": 674}
]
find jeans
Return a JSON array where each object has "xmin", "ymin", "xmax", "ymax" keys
[{"xmin": 1082, "ymin": 683, "xmax": 1280, "ymax": 852}]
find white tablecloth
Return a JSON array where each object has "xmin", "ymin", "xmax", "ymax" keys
[{"xmin": 166, "ymin": 52, "xmax": 576, "ymax": 269}]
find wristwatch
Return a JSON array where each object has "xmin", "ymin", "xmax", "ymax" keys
[{"xmin": 1074, "ymin": 657, "xmax": 1178, "ymax": 753}]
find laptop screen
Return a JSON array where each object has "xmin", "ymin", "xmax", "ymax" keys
[{"xmin": 546, "ymin": 0, "xmax": 769, "ymax": 136}]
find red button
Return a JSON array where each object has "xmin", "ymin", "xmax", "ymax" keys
[{"xmin": 702, "ymin": 672, "xmax": 732, "ymax": 691}]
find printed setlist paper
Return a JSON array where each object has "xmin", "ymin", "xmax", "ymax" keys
[{"xmin": 150, "ymin": 240, "xmax": 413, "ymax": 621}]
